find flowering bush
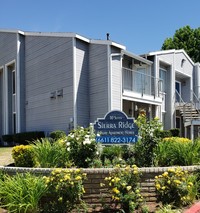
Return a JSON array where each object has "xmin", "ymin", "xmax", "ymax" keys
[
  {"xmin": 12, "ymin": 145, "xmax": 35, "ymax": 167},
  {"xmin": 162, "ymin": 137, "xmax": 191, "ymax": 143},
  {"xmin": 66, "ymin": 127, "xmax": 97, "ymax": 167},
  {"xmin": 101, "ymin": 165, "xmax": 143, "ymax": 212},
  {"xmin": 134, "ymin": 113, "xmax": 162, "ymax": 167},
  {"xmin": 155, "ymin": 167, "xmax": 198, "ymax": 207},
  {"xmin": 42, "ymin": 168, "xmax": 87, "ymax": 212},
  {"xmin": 154, "ymin": 137, "xmax": 200, "ymax": 166}
]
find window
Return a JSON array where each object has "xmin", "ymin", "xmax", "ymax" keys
[
  {"xmin": 12, "ymin": 69, "xmax": 16, "ymax": 133},
  {"xmin": 175, "ymin": 81, "xmax": 181, "ymax": 102},
  {"xmin": 134, "ymin": 67, "xmax": 150, "ymax": 95},
  {"xmin": 159, "ymin": 68, "xmax": 167, "ymax": 92}
]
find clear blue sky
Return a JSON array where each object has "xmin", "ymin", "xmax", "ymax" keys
[{"xmin": 1, "ymin": 0, "xmax": 200, "ymax": 54}]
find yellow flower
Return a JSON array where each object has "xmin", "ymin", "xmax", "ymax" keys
[
  {"xmin": 188, "ymin": 182, "xmax": 193, "ymax": 186},
  {"xmin": 161, "ymin": 186, "xmax": 166, "ymax": 190},
  {"xmin": 121, "ymin": 182, "xmax": 126, "ymax": 187},
  {"xmin": 64, "ymin": 175, "xmax": 70, "ymax": 180},
  {"xmin": 126, "ymin": 186, "xmax": 132, "ymax": 191},
  {"xmin": 82, "ymin": 187, "xmax": 85, "ymax": 193},
  {"xmin": 135, "ymin": 189, "xmax": 140, "ymax": 194},
  {"xmin": 112, "ymin": 187, "xmax": 120, "ymax": 194},
  {"xmin": 75, "ymin": 176, "xmax": 82, "ymax": 181},
  {"xmin": 163, "ymin": 172, "xmax": 168, "ymax": 177},
  {"xmin": 115, "ymin": 177, "xmax": 121, "ymax": 183},
  {"xmin": 156, "ymin": 183, "xmax": 161, "ymax": 190},
  {"xmin": 58, "ymin": 197, "xmax": 63, "ymax": 202},
  {"xmin": 100, "ymin": 183, "xmax": 105, "ymax": 187},
  {"xmin": 114, "ymin": 196, "xmax": 120, "ymax": 201}
]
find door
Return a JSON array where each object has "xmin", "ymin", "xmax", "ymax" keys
[{"xmin": 175, "ymin": 81, "xmax": 181, "ymax": 102}]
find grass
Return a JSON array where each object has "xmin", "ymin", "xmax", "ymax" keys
[{"xmin": 0, "ymin": 147, "xmax": 13, "ymax": 166}]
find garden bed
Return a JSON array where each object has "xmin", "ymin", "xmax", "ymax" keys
[{"xmin": 0, "ymin": 165, "xmax": 199, "ymax": 212}]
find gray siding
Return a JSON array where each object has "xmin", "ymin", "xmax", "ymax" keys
[
  {"xmin": 0, "ymin": 32, "xmax": 17, "ymax": 66},
  {"xmin": 76, "ymin": 39, "xmax": 90, "ymax": 127},
  {"xmin": 0, "ymin": 70, "xmax": 2, "ymax": 136},
  {"xmin": 0, "ymin": 32, "xmax": 20, "ymax": 135},
  {"xmin": 194, "ymin": 64, "xmax": 200, "ymax": 97},
  {"xmin": 89, "ymin": 44, "xmax": 109, "ymax": 123},
  {"xmin": 25, "ymin": 36, "xmax": 74, "ymax": 133}
]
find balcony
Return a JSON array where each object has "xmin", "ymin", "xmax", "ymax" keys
[{"xmin": 122, "ymin": 67, "xmax": 163, "ymax": 100}]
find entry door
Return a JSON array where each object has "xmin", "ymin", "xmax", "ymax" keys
[{"xmin": 175, "ymin": 81, "xmax": 181, "ymax": 102}]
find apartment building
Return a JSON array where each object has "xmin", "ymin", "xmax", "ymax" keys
[{"xmin": 0, "ymin": 29, "xmax": 199, "ymax": 139}]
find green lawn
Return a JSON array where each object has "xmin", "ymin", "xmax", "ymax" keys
[{"xmin": 0, "ymin": 147, "xmax": 13, "ymax": 166}]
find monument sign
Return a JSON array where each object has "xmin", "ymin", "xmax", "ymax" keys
[{"xmin": 94, "ymin": 110, "xmax": 138, "ymax": 144}]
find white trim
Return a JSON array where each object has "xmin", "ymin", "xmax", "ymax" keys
[
  {"xmin": 24, "ymin": 31, "xmax": 90, "ymax": 43},
  {"xmin": 107, "ymin": 45, "xmax": 111, "ymax": 111},
  {"xmin": 120, "ymin": 55, "xmax": 123, "ymax": 111},
  {"xmin": 148, "ymin": 49, "xmax": 194, "ymax": 65},
  {"xmin": 0, "ymin": 66, "xmax": 4, "ymax": 134},
  {"xmin": 122, "ymin": 50, "xmax": 153, "ymax": 65},
  {"xmin": 123, "ymin": 91, "xmax": 162, "ymax": 105},
  {"xmin": 72, "ymin": 38, "xmax": 77, "ymax": 128},
  {"xmin": 5, "ymin": 60, "xmax": 15, "ymax": 133},
  {"xmin": 16, "ymin": 34, "xmax": 21, "ymax": 133},
  {"xmin": 4, "ymin": 65, "xmax": 8, "ymax": 133},
  {"xmin": 0, "ymin": 29, "xmax": 24, "ymax": 35},
  {"xmin": 175, "ymin": 69, "xmax": 192, "ymax": 78},
  {"xmin": 91, "ymin": 39, "xmax": 126, "ymax": 50}
]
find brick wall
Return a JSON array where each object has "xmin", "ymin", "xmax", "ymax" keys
[{"xmin": 0, "ymin": 165, "xmax": 199, "ymax": 211}]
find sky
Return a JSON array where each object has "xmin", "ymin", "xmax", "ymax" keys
[{"xmin": 1, "ymin": 0, "xmax": 200, "ymax": 55}]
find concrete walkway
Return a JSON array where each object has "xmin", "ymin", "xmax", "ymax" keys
[{"xmin": 184, "ymin": 202, "xmax": 200, "ymax": 213}]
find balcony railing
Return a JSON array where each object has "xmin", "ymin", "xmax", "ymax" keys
[{"xmin": 122, "ymin": 67, "xmax": 162, "ymax": 98}]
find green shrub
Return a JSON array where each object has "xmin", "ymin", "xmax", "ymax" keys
[
  {"xmin": 194, "ymin": 169, "xmax": 200, "ymax": 197},
  {"xmin": 42, "ymin": 168, "xmax": 87, "ymax": 212},
  {"xmin": 155, "ymin": 167, "xmax": 198, "ymax": 207},
  {"xmin": 101, "ymin": 165, "xmax": 143, "ymax": 212},
  {"xmin": 155, "ymin": 129, "xmax": 172, "ymax": 138},
  {"xmin": 0, "ymin": 173, "xmax": 47, "ymax": 213},
  {"xmin": 134, "ymin": 114, "xmax": 162, "ymax": 167},
  {"xmin": 121, "ymin": 145, "xmax": 136, "ymax": 165},
  {"xmin": 154, "ymin": 137, "xmax": 200, "ymax": 166},
  {"xmin": 170, "ymin": 128, "xmax": 180, "ymax": 137},
  {"xmin": 13, "ymin": 131, "xmax": 45, "ymax": 145},
  {"xmin": 49, "ymin": 130, "xmax": 66, "ymax": 140},
  {"xmin": 31, "ymin": 138, "xmax": 70, "ymax": 168},
  {"xmin": 66, "ymin": 127, "xmax": 97, "ymax": 168},
  {"xmin": 2, "ymin": 134, "xmax": 13, "ymax": 143},
  {"xmin": 101, "ymin": 145, "xmax": 123, "ymax": 165},
  {"xmin": 12, "ymin": 145, "xmax": 35, "ymax": 167}
]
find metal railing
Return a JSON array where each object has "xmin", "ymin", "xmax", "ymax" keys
[
  {"xmin": 192, "ymin": 90, "xmax": 200, "ymax": 110},
  {"xmin": 122, "ymin": 67, "xmax": 162, "ymax": 97}
]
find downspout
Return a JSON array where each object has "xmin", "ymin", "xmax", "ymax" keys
[
  {"xmin": 73, "ymin": 38, "xmax": 77, "ymax": 128},
  {"xmin": 172, "ymin": 51, "xmax": 175, "ymax": 129}
]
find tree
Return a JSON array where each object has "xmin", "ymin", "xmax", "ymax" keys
[{"xmin": 162, "ymin": 25, "xmax": 200, "ymax": 63}]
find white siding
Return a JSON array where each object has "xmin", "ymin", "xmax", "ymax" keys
[{"xmin": 111, "ymin": 48, "xmax": 122, "ymax": 110}]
